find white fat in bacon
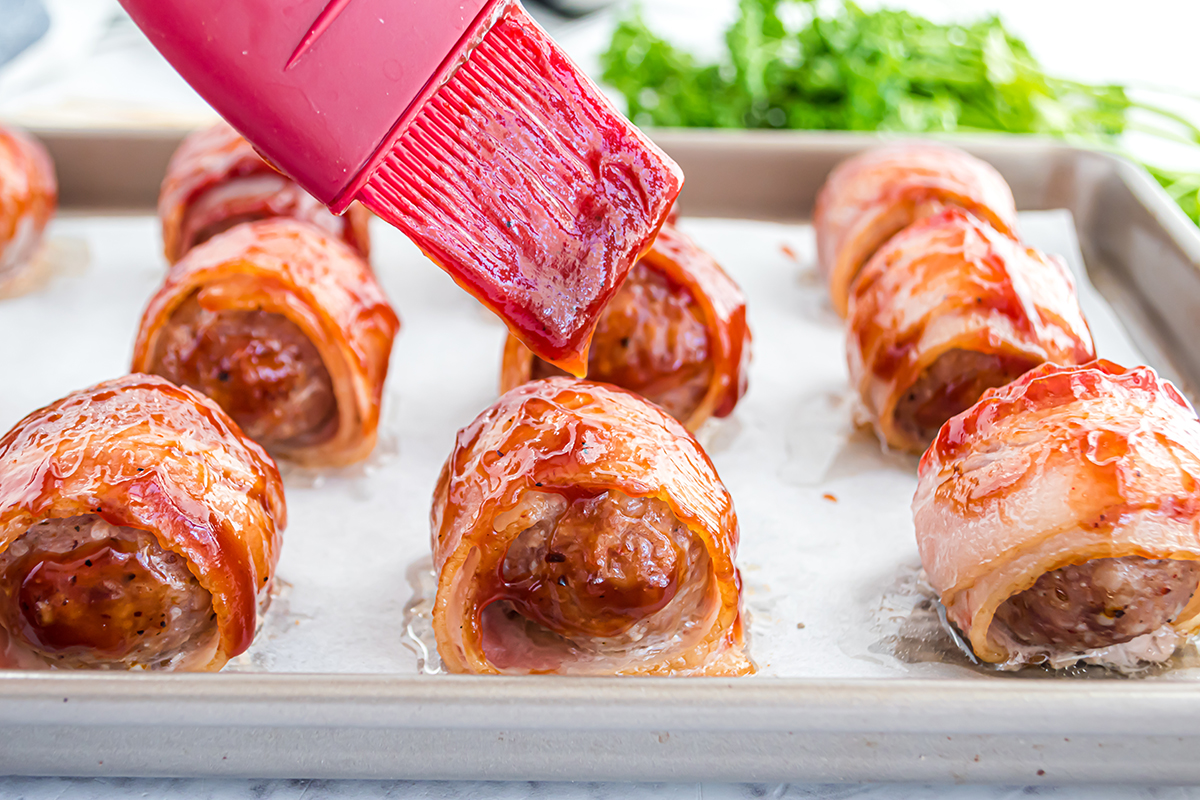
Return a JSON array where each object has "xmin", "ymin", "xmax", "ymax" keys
[{"xmin": 913, "ymin": 361, "xmax": 1200, "ymax": 669}]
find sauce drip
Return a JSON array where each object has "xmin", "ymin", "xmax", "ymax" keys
[
  {"xmin": 531, "ymin": 262, "xmax": 712, "ymax": 421},
  {"xmin": 11, "ymin": 539, "xmax": 175, "ymax": 657}
]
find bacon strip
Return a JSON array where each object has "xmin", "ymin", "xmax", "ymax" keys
[
  {"xmin": 847, "ymin": 208, "xmax": 1095, "ymax": 452},
  {"xmin": 132, "ymin": 219, "xmax": 399, "ymax": 467},
  {"xmin": 0, "ymin": 124, "xmax": 56, "ymax": 293},
  {"xmin": 814, "ymin": 142, "xmax": 1017, "ymax": 318},
  {"xmin": 160, "ymin": 122, "xmax": 371, "ymax": 264},
  {"xmin": 431, "ymin": 378, "xmax": 750, "ymax": 675},
  {"xmin": 500, "ymin": 223, "xmax": 750, "ymax": 431},
  {"xmin": 0, "ymin": 375, "xmax": 285, "ymax": 671},
  {"xmin": 913, "ymin": 361, "xmax": 1200, "ymax": 668}
]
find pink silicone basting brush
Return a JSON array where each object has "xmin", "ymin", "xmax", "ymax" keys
[{"xmin": 118, "ymin": 0, "xmax": 683, "ymax": 375}]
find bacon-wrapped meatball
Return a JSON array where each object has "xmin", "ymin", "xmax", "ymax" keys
[
  {"xmin": 432, "ymin": 378, "xmax": 751, "ymax": 676},
  {"xmin": 132, "ymin": 218, "xmax": 399, "ymax": 467},
  {"xmin": 814, "ymin": 142, "xmax": 1017, "ymax": 317},
  {"xmin": 0, "ymin": 124, "xmax": 56, "ymax": 294},
  {"xmin": 914, "ymin": 361, "xmax": 1200, "ymax": 669},
  {"xmin": 847, "ymin": 208, "xmax": 1094, "ymax": 453},
  {"xmin": 160, "ymin": 122, "xmax": 371, "ymax": 264},
  {"xmin": 0, "ymin": 375, "xmax": 285, "ymax": 671},
  {"xmin": 500, "ymin": 224, "xmax": 750, "ymax": 431}
]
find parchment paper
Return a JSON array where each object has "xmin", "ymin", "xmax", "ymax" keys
[{"xmin": 0, "ymin": 211, "xmax": 1171, "ymax": 678}]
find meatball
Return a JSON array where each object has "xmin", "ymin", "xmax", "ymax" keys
[
  {"xmin": 150, "ymin": 292, "xmax": 337, "ymax": 448},
  {"xmin": 0, "ymin": 515, "xmax": 217, "ymax": 669},
  {"xmin": 993, "ymin": 557, "xmax": 1200, "ymax": 652},
  {"xmin": 893, "ymin": 348, "xmax": 1038, "ymax": 446},
  {"xmin": 499, "ymin": 490, "xmax": 698, "ymax": 640}
]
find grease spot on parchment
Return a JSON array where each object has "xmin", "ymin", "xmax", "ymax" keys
[
  {"xmin": 226, "ymin": 579, "xmax": 305, "ymax": 672},
  {"xmin": 0, "ymin": 236, "xmax": 90, "ymax": 299},
  {"xmin": 401, "ymin": 556, "xmax": 442, "ymax": 674},
  {"xmin": 695, "ymin": 415, "xmax": 744, "ymax": 455},
  {"xmin": 858, "ymin": 565, "xmax": 1200, "ymax": 680},
  {"xmin": 864, "ymin": 565, "xmax": 979, "ymax": 672}
]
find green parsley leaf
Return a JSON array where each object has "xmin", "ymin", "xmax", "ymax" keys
[{"xmin": 600, "ymin": 0, "xmax": 1200, "ymax": 225}]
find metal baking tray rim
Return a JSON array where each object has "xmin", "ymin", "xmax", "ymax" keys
[{"xmin": 6, "ymin": 672, "xmax": 1200, "ymax": 736}]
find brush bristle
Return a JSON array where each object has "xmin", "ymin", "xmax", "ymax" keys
[{"xmin": 358, "ymin": 1, "xmax": 682, "ymax": 375}]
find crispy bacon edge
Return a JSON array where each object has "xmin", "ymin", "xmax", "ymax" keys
[
  {"xmin": 499, "ymin": 223, "xmax": 751, "ymax": 431},
  {"xmin": 0, "ymin": 374, "xmax": 285, "ymax": 670},
  {"xmin": 430, "ymin": 377, "xmax": 750, "ymax": 676},
  {"xmin": 159, "ymin": 122, "xmax": 371, "ymax": 264},
  {"xmin": 131, "ymin": 218, "xmax": 400, "ymax": 467},
  {"xmin": 813, "ymin": 142, "xmax": 1018, "ymax": 318},
  {"xmin": 912, "ymin": 359, "xmax": 1200, "ymax": 664}
]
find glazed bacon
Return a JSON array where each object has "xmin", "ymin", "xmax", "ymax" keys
[
  {"xmin": 0, "ymin": 124, "xmax": 56, "ymax": 294},
  {"xmin": 160, "ymin": 122, "xmax": 371, "ymax": 264},
  {"xmin": 847, "ymin": 208, "xmax": 1095, "ymax": 452},
  {"xmin": 431, "ymin": 378, "xmax": 750, "ymax": 675},
  {"xmin": 814, "ymin": 142, "xmax": 1017, "ymax": 317},
  {"xmin": 913, "ymin": 361, "xmax": 1200, "ymax": 670},
  {"xmin": 500, "ymin": 223, "xmax": 750, "ymax": 430},
  {"xmin": 0, "ymin": 374, "xmax": 285, "ymax": 671},
  {"xmin": 132, "ymin": 219, "xmax": 399, "ymax": 467}
]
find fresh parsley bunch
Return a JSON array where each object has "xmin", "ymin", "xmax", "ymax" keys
[{"xmin": 601, "ymin": 0, "xmax": 1200, "ymax": 224}]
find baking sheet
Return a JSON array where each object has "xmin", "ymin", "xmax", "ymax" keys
[{"xmin": 0, "ymin": 209, "xmax": 1169, "ymax": 680}]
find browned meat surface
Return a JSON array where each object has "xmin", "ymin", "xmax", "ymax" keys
[
  {"xmin": 893, "ymin": 348, "xmax": 1039, "ymax": 446},
  {"xmin": 993, "ymin": 557, "xmax": 1200, "ymax": 651},
  {"xmin": 500, "ymin": 490, "xmax": 698, "ymax": 640},
  {"xmin": 150, "ymin": 293, "xmax": 337, "ymax": 449},
  {"xmin": 531, "ymin": 262, "xmax": 712, "ymax": 421},
  {"xmin": 0, "ymin": 515, "xmax": 217, "ymax": 669}
]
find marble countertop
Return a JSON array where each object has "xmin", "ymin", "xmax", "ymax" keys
[
  {"xmin": 3, "ymin": 1, "xmax": 1200, "ymax": 798},
  {"xmin": 7, "ymin": 779, "xmax": 1200, "ymax": 799}
]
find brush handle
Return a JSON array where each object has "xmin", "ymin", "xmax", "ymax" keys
[{"xmin": 119, "ymin": 0, "xmax": 494, "ymax": 204}]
